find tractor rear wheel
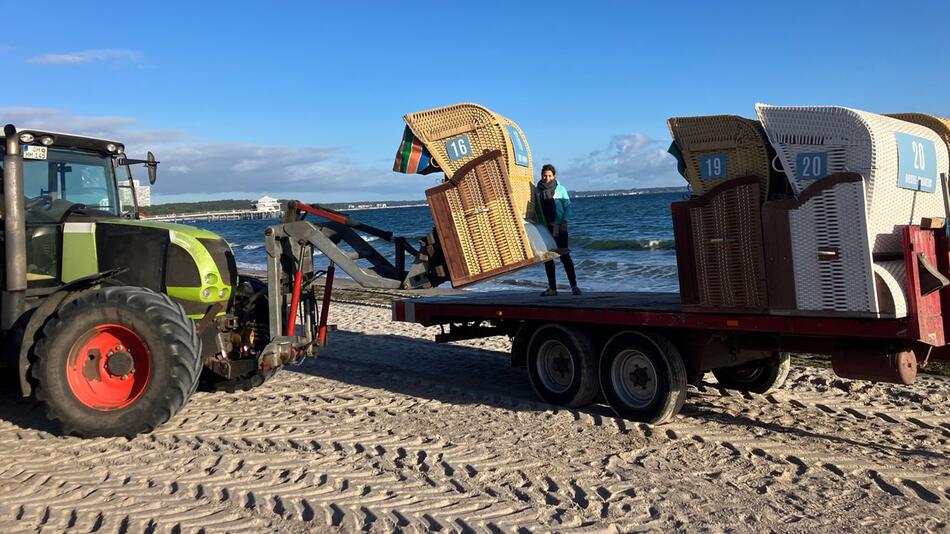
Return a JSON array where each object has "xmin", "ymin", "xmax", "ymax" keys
[{"xmin": 32, "ymin": 286, "xmax": 201, "ymax": 438}]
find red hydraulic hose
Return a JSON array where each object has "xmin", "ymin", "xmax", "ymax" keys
[{"xmin": 285, "ymin": 268, "xmax": 304, "ymax": 336}]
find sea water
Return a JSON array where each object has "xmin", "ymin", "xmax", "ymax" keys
[{"xmin": 193, "ymin": 192, "xmax": 686, "ymax": 293}]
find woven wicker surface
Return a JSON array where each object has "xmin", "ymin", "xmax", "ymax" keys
[
  {"xmin": 787, "ymin": 179, "xmax": 877, "ymax": 313},
  {"xmin": 425, "ymin": 151, "xmax": 534, "ymax": 287},
  {"xmin": 886, "ymin": 113, "xmax": 950, "ymax": 160},
  {"xmin": 756, "ymin": 104, "xmax": 949, "ymax": 254},
  {"xmin": 675, "ymin": 177, "xmax": 768, "ymax": 311},
  {"xmin": 667, "ymin": 115, "xmax": 773, "ymax": 200},
  {"xmin": 404, "ymin": 103, "xmax": 536, "ymax": 220}
]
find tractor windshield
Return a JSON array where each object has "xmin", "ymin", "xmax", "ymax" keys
[{"xmin": 19, "ymin": 148, "xmax": 122, "ymax": 221}]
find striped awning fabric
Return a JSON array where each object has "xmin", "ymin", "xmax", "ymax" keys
[{"xmin": 393, "ymin": 126, "xmax": 440, "ymax": 175}]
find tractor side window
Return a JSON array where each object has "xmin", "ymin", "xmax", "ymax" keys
[{"xmin": 115, "ymin": 162, "xmax": 137, "ymax": 215}]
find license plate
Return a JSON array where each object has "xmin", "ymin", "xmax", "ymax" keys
[{"xmin": 23, "ymin": 145, "xmax": 47, "ymax": 160}]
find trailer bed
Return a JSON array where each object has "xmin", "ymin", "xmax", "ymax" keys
[{"xmin": 392, "ymin": 290, "xmax": 915, "ymax": 340}]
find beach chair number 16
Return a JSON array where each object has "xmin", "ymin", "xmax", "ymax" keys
[{"xmin": 445, "ymin": 135, "xmax": 472, "ymax": 161}]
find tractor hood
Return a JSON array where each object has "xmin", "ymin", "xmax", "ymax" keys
[{"xmin": 60, "ymin": 216, "xmax": 237, "ymax": 317}]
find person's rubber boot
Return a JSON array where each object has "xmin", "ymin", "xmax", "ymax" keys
[
  {"xmin": 571, "ymin": 286, "xmax": 582, "ymax": 296},
  {"xmin": 541, "ymin": 288, "xmax": 558, "ymax": 297}
]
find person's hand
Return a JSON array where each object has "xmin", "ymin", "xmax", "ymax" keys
[
  {"xmin": 559, "ymin": 222, "xmax": 568, "ymax": 234},
  {"xmin": 551, "ymin": 224, "xmax": 561, "ymax": 237}
]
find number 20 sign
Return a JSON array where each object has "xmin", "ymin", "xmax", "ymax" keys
[
  {"xmin": 896, "ymin": 133, "xmax": 937, "ymax": 193},
  {"xmin": 796, "ymin": 152, "xmax": 827, "ymax": 181}
]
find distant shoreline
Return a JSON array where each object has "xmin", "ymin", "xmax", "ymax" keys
[{"xmin": 147, "ymin": 186, "xmax": 689, "ymax": 216}]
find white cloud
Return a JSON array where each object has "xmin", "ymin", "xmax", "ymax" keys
[
  {"xmin": 0, "ymin": 107, "xmax": 432, "ymax": 200},
  {"xmin": 26, "ymin": 49, "xmax": 142, "ymax": 65},
  {"xmin": 559, "ymin": 133, "xmax": 682, "ymax": 190},
  {"xmin": 0, "ymin": 106, "xmax": 681, "ymax": 202}
]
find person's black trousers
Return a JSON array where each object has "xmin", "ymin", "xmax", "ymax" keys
[{"xmin": 545, "ymin": 225, "xmax": 577, "ymax": 289}]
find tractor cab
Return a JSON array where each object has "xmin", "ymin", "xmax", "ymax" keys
[{"xmin": 0, "ymin": 129, "xmax": 147, "ymax": 287}]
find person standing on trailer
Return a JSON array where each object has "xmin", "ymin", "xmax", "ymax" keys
[{"xmin": 536, "ymin": 163, "xmax": 580, "ymax": 296}]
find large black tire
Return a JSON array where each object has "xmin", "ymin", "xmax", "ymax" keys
[
  {"xmin": 526, "ymin": 324, "xmax": 599, "ymax": 408},
  {"xmin": 599, "ymin": 331, "xmax": 687, "ymax": 424},
  {"xmin": 712, "ymin": 352, "xmax": 791, "ymax": 394},
  {"xmin": 31, "ymin": 287, "xmax": 201, "ymax": 438},
  {"xmin": 200, "ymin": 276, "xmax": 275, "ymax": 393}
]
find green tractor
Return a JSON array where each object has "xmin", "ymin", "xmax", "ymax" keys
[{"xmin": 0, "ymin": 124, "xmax": 319, "ymax": 437}]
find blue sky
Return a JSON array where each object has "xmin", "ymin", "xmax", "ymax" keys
[{"xmin": 2, "ymin": 1, "xmax": 949, "ymax": 203}]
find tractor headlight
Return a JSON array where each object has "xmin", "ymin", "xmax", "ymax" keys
[
  {"xmin": 39, "ymin": 135, "xmax": 55, "ymax": 146},
  {"xmin": 116, "ymin": 145, "xmax": 124, "ymax": 154},
  {"xmin": 204, "ymin": 273, "xmax": 218, "ymax": 285},
  {"xmin": 18, "ymin": 133, "xmax": 34, "ymax": 143},
  {"xmin": 106, "ymin": 143, "xmax": 117, "ymax": 153},
  {"xmin": 201, "ymin": 288, "xmax": 212, "ymax": 299}
]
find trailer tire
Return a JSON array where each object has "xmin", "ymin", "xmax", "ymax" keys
[
  {"xmin": 712, "ymin": 352, "xmax": 791, "ymax": 394},
  {"xmin": 599, "ymin": 331, "xmax": 687, "ymax": 424},
  {"xmin": 31, "ymin": 287, "xmax": 201, "ymax": 438},
  {"xmin": 526, "ymin": 324, "xmax": 599, "ymax": 407},
  {"xmin": 510, "ymin": 323, "xmax": 537, "ymax": 368}
]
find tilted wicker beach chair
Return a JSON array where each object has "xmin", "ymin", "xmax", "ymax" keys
[
  {"xmin": 426, "ymin": 150, "xmax": 557, "ymax": 287},
  {"xmin": 756, "ymin": 105, "xmax": 950, "ymax": 317},
  {"xmin": 667, "ymin": 115, "xmax": 775, "ymax": 200},
  {"xmin": 404, "ymin": 103, "xmax": 536, "ymax": 221}
]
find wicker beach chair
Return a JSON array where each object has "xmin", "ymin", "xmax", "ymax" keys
[
  {"xmin": 667, "ymin": 115, "xmax": 775, "ymax": 200},
  {"xmin": 425, "ymin": 150, "xmax": 556, "ymax": 288},
  {"xmin": 756, "ymin": 105, "xmax": 949, "ymax": 317},
  {"xmin": 404, "ymin": 103, "xmax": 536, "ymax": 221}
]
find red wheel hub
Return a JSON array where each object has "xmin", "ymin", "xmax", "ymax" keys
[{"xmin": 65, "ymin": 324, "xmax": 151, "ymax": 411}]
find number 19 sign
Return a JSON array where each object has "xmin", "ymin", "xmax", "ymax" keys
[
  {"xmin": 700, "ymin": 154, "xmax": 727, "ymax": 180},
  {"xmin": 896, "ymin": 132, "xmax": 937, "ymax": 193}
]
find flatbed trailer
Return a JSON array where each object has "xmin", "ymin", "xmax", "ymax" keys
[{"xmin": 391, "ymin": 282, "xmax": 950, "ymax": 424}]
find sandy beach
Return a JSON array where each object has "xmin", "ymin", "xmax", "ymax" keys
[{"xmin": 1, "ymin": 288, "xmax": 949, "ymax": 532}]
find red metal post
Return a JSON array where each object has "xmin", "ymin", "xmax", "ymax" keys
[
  {"xmin": 903, "ymin": 226, "xmax": 945, "ymax": 346},
  {"xmin": 285, "ymin": 268, "xmax": 304, "ymax": 336},
  {"xmin": 318, "ymin": 263, "xmax": 335, "ymax": 346}
]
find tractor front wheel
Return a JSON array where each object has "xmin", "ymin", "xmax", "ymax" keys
[{"xmin": 32, "ymin": 286, "xmax": 201, "ymax": 438}]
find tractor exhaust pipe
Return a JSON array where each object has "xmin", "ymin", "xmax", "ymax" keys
[{"xmin": 2, "ymin": 124, "xmax": 28, "ymax": 330}]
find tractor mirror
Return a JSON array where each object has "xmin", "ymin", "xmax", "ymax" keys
[{"xmin": 147, "ymin": 151, "xmax": 158, "ymax": 185}]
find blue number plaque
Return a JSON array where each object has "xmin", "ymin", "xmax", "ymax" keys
[
  {"xmin": 444, "ymin": 135, "xmax": 472, "ymax": 162},
  {"xmin": 796, "ymin": 152, "xmax": 828, "ymax": 181},
  {"xmin": 896, "ymin": 133, "xmax": 937, "ymax": 193},
  {"xmin": 700, "ymin": 154, "xmax": 727, "ymax": 180},
  {"xmin": 504, "ymin": 124, "xmax": 529, "ymax": 167}
]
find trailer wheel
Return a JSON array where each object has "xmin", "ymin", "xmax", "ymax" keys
[
  {"xmin": 31, "ymin": 287, "xmax": 201, "ymax": 438},
  {"xmin": 712, "ymin": 352, "xmax": 791, "ymax": 394},
  {"xmin": 599, "ymin": 332, "xmax": 687, "ymax": 424},
  {"xmin": 526, "ymin": 324, "xmax": 599, "ymax": 407}
]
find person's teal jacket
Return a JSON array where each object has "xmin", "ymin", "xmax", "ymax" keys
[{"xmin": 534, "ymin": 182, "xmax": 572, "ymax": 225}]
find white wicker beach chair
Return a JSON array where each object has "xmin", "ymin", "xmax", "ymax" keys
[{"xmin": 755, "ymin": 105, "xmax": 949, "ymax": 317}]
